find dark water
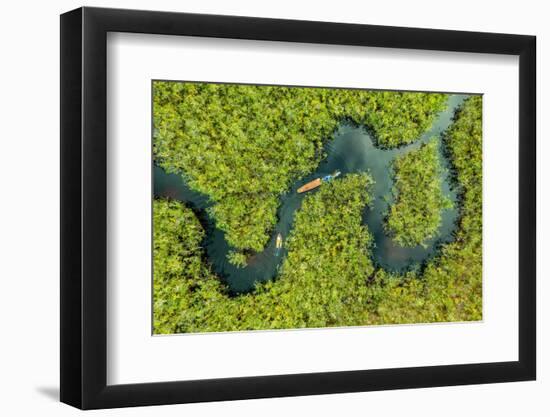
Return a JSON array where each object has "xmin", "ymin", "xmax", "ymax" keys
[{"xmin": 154, "ymin": 95, "xmax": 467, "ymax": 293}]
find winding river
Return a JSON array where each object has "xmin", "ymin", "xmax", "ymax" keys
[{"xmin": 154, "ymin": 94, "xmax": 467, "ymax": 293}]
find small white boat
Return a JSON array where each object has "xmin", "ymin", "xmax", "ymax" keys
[{"xmin": 275, "ymin": 233, "xmax": 283, "ymax": 249}]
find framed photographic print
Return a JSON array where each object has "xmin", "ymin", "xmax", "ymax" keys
[{"xmin": 60, "ymin": 6, "xmax": 536, "ymax": 409}]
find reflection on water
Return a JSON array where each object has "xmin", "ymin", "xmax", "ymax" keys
[{"xmin": 154, "ymin": 95, "xmax": 467, "ymax": 293}]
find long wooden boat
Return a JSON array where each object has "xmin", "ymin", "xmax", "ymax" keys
[
  {"xmin": 297, "ymin": 171, "xmax": 341, "ymax": 194},
  {"xmin": 297, "ymin": 178, "xmax": 322, "ymax": 193}
]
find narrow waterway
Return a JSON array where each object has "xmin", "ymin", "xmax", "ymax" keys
[{"xmin": 154, "ymin": 94, "xmax": 467, "ymax": 293}]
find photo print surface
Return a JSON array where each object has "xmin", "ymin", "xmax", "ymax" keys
[{"xmin": 152, "ymin": 81, "xmax": 482, "ymax": 334}]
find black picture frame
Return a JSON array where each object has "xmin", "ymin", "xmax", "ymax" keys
[{"xmin": 60, "ymin": 6, "xmax": 536, "ymax": 410}]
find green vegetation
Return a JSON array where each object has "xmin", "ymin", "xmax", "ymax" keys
[
  {"xmin": 152, "ymin": 84, "xmax": 482, "ymax": 334},
  {"xmin": 153, "ymin": 199, "xmax": 218, "ymax": 334},
  {"xmin": 153, "ymin": 174, "xmax": 377, "ymax": 333},
  {"xmin": 357, "ymin": 91, "xmax": 449, "ymax": 148},
  {"xmin": 153, "ymin": 82, "xmax": 447, "ymax": 264},
  {"xmin": 385, "ymin": 138, "xmax": 452, "ymax": 247},
  {"xmin": 367, "ymin": 96, "xmax": 483, "ymax": 324},
  {"xmin": 227, "ymin": 250, "xmax": 248, "ymax": 268}
]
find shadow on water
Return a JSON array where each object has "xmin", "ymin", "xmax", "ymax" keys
[{"xmin": 154, "ymin": 95, "xmax": 468, "ymax": 293}]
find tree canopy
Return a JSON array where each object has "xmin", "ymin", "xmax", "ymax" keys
[
  {"xmin": 152, "ymin": 86, "xmax": 482, "ymax": 333},
  {"xmin": 385, "ymin": 138, "xmax": 452, "ymax": 247},
  {"xmin": 369, "ymin": 96, "xmax": 483, "ymax": 324},
  {"xmin": 153, "ymin": 174, "xmax": 376, "ymax": 333},
  {"xmin": 153, "ymin": 82, "xmax": 447, "ymax": 262}
]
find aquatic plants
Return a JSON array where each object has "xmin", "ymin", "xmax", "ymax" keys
[
  {"xmin": 153, "ymin": 174, "xmax": 376, "ymax": 333},
  {"xmin": 153, "ymin": 93, "xmax": 483, "ymax": 333},
  {"xmin": 152, "ymin": 85, "xmax": 482, "ymax": 333},
  {"xmin": 153, "ymin": 82, "xmax": 447, "ymax": 263},
  {"xmin": 226, "ymin": 250, "xmax": 248, "ymax": 268},
  {"xmin": 344, "ymin": 90, "xmax": 448, "ymax": 148},
  {"xmin": 385, "ymin": 138, "xmax": 452, "ymax": 247},
  {"xmin": 367, "ymin": 96, "xmax": 483, "ymax": 324},
  {"xmin": 153, "ymin": 199, "xmax": 221, "ymax": 334}
]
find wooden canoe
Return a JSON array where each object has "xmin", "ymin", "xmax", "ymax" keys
[{"xmin": 297, "ymin": 178, "xmax": 322, "ymax": 193}]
